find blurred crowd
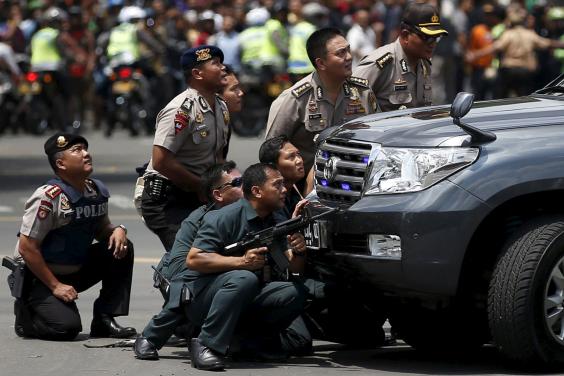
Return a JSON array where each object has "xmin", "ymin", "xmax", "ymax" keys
[{"xmin": 0, "ymin": 0, "xmax": 563, "ymax": 133}]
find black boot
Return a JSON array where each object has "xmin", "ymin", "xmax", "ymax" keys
[
  {"xmin": 190, "ymin": 338, "xmax": 225, "ymax": 371},
  {"xmin": 90, "ymin": 314, "xmax": 137, "ymax": 338},
  {"xmin": 134, "ymin": 336, "xmax": 159, "ymax": 360}
]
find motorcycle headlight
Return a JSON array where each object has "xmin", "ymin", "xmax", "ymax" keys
[{"xmin": 364, "ymin": 146, "xmax": 479, "ymax": 195}]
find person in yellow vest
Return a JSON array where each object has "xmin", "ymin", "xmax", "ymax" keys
[
  {"xmin": 30, "ymin": 7, "xmax": 76, "ymax": 131},
  {"xmin": 266, "ymin": 1, "xmax": 290, "ymax": 68},
  {"xmin": 239, "ymin": 7, "xmax": 285, "ymax": 74},
  {"xmin": 547, "ymin": 7, "xmax": 564, "ymax": 73},
  {"xmin": 287, "ymin": 2, "xmax": 329, "ymax": 82}
]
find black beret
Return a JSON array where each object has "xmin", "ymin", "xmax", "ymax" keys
[
  {"xmin": 180, "ymin": 45, "xmax": 224, "ymax": 71},
  {"xmin": 44, "ymin": 133, "xmax": 88, "ymax": 157}
]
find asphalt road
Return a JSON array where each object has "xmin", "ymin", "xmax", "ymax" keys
[{"xmin": 0, "ymin": 129, "xmax": 559, "ymax": 375}]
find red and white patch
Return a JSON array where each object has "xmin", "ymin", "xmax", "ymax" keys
[
  {"xmin": 174, "ymin": 121, "xmax": 188, "ymax": 135},
  {"xmin": 37, "ymin": 206, "xmax": 50, "ymax": 220}
]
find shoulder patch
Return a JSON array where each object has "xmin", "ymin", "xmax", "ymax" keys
[
  {"xmin": 348, "ymin": 76, "xmax": 369, "ymax": 88},
  {"xmin": 291, "ymin": 82, "xmax": 312, "ymax": 98},
  {"xmin": 376, "ymin": 52, "xmax": 393, "ymax": 69},
  {"xmin": 180, "ymin": 98, "xmax": 193, "ymax": 112},
  {"xmin": 45, "ymin": 185, "xmax": 62, "ymax": 200}
]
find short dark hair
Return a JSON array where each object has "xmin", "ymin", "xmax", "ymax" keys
[
  {"xmin": 259, "ymin": 135, "xmax": 289, "ymax": 166},
  {"xmin": 306, "ymin": 27, "xmax": 345, "ymax": 68},
  {"xmin": 224, "ymin": 64, "xmax": 235, "ymax": 75},
  {"xmin": 201, "ymin": 160, "xmax": 237, "ymax": 202},
  {"xmin": 242, "ymin": 163, "xmax": 278, "ymax": 199}
]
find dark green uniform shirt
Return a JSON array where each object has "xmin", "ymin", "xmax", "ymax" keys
[
  {"xmin": 163, "ymin": 204, "xmax": 215, "ymax": 281},
  {"xmin": 192, "ymin": 199, "xmax": 285, "ymax": 255}
]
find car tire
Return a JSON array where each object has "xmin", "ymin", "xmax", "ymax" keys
[{"xmin": 489, "ymin": 216, "xmax": 564, "ymax": 365}]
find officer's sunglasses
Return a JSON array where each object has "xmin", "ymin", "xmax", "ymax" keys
[{"xmin": 215, "ymin": 177, "xmax": 243, "ymax": 190}]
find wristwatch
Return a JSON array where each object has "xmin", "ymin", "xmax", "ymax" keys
[{"xmin": 115, "ymin": 224, "xmax": 127, "ymax": 235}]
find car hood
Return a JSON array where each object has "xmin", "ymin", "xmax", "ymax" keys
[{"xmin": 329, "ymin": 96, "xmax": 564, "ymax": 147}]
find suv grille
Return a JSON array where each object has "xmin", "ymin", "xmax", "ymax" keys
[{"xmin": 315, "ymin": 139, "xmax": 372, "ymax": 204}]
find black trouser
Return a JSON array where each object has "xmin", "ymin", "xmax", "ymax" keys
[
  {"xmin": 187, "ymin": 270, "xmax": 308, "ymax": 355},
  {"xmin": 141, "ymin": 187, "xmax": 201, "ymax": 252},
  {"xmin": 142, "ymin": 305, "xmax": 185, "ymax": 349},
  {"xmin": 16, "ymin": 241, "xmax": 134, "ymax": 341},
  {"xmin": 497, "ymin": 67, "xmax": 535, "ymax": 98}
]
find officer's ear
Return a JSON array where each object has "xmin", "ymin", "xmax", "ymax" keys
[
  {"xmin": 55, "ymin": 156, "xmax": 66, "ymax": 171},
  {"xmin": 191, "ymin": 67, "xmax": 203, "ymax": 81},
  {"xmin": 399, "ymin": 28, "xmax": 411, "ymax": 42},
  {"xmin": 314, "ymin": 57, "xmax": 326, "ymax": 71},
  {"xmin": 212, "ymin": 188, "xmax": 223, "ymax": 203},
  {"xmin": 250, "ymin": 185, "xmax": 262, "ymax": 199}
]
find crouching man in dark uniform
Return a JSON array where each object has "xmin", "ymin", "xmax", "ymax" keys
[
  {"xmin": 186, "ymin": 163, "xmax": 308, "ymax": 370},
  {"xmin": 10, "ymin": 133, "xmax": 136, "ymax": 340}
]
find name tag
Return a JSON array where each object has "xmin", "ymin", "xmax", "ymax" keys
[
  {"xmin": 394, "ymin": 85, "xmax": 408, "ymax": 91},
  {"xmin": 309, "ymin": 113, "xmax": 322, "ymax": 120}
]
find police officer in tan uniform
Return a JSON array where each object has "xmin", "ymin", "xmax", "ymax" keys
[
  {"xmin": 142, "ymin": 45, "xmax": 230, "ymax": 252},
  {"xmin": 10, "ymin": 133, "xmax": 136, "ymax": 341},
  {"xmin": 354, "ymin": 2, "xmax": 448, "ymax": 112},
  {"xmin": 266, "ymin": 27, "xmax": 377, "ymax": 174}
]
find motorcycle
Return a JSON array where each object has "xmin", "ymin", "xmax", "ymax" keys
[
  {"xmin": 19, "ymin": 70, "xmax": 67, "ymax": 135},
  {"xmin": 0, "ymin": 70, "xmax": 18, "ymax": 134},
  {"xmin": 105, "ymin": 54, "xmax": 151, "ymax": 137},
  {"xmin": 233, "ymin": 65, "xmax": 291, "ymax": 137}
]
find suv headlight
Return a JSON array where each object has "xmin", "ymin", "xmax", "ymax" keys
[{"xmin": 364, "ymin": 146, "xmax": 479, "ymax": 195}]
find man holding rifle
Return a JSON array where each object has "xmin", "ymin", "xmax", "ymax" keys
[{"xmin": 185, "ymin": 163, "xmax": 309, "ymax": 371}]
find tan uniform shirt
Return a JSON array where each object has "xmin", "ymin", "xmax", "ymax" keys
[
  {"xmin": 14, "ymin": 181, "xmax": 107, "ymax": 274},
  {"xmin": 145, "ymin": 87, "xmax": 230, "ymax": 178},
  {"xmin": 354, "ymin": 38, "xmax": 433, "ymax": 112},
  {"xmin": 266, "ymin": 72, "xmax": 377, "ymax": 172},
  {"xmin": 493, "ymin": 26, "xmax": 552, "ymax": 72}
]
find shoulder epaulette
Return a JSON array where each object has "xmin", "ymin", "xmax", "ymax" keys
[
  {"xmin": 376, "ymin": 52, "xmax": 393, "ymax": 69},
  {"xmin": 348, "ymin": 76, "xmax": 369, "ymax": 88},
  {"xmin": 291, "ymin": 82, "xmax": 312, "ymax": 98},
  {"xmin": 45, "ymin": 185, "xmax": 62, "ymax": 200}
]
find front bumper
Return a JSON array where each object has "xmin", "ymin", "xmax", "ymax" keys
[{"xmin": 307, "ymin": 179, "xmax": 490, "ymax": 299}]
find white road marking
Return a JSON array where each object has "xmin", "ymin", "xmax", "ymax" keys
[
  {"xmin": 0, "ymin": 205, "xmax": 13, "ymax": 213},
  {"xmin": 109, "ymin": 194, "xmax": 135, "ymax": 210},
  {"xmin": 0, "ymin": 254, "xmax": 161, "ymax": 264}
]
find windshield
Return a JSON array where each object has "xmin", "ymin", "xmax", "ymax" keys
[{"xmin": 534, "ymin": 74, "xmax": 564, "ymax": 96}]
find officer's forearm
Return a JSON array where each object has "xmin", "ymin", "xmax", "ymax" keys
[
  {"xmin": 18, "ymin": 235, "xmax": 60, "ymax": 291},
  {"xmin": 287, "ymin": 250, "xmax": 305, "ymax": 274},
  {"xmin": 187, "ymin": 248, "xmax": 246, "ymax": 273},
  {"xmin": 152, "ymin": 146, "xmax": 201, "ymax": 192}
]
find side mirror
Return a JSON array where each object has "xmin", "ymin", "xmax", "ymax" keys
[{"xmin": 450, "ymin": 92, "xmax": 475, "ymax": 120}]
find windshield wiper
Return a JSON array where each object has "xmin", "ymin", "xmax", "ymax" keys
[{"xmin": 534, "ymin": 85, "xmax": 564, "ymax": 94}]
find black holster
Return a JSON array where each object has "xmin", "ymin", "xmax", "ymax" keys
[{"xmin": 2, "ymin": 256, "xmax": 26, "ymax": 299}]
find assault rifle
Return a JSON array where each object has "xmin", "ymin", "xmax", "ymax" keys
[{"xmin": 224, "ymin": 207, "xmax": 338, "ymax": 271}]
